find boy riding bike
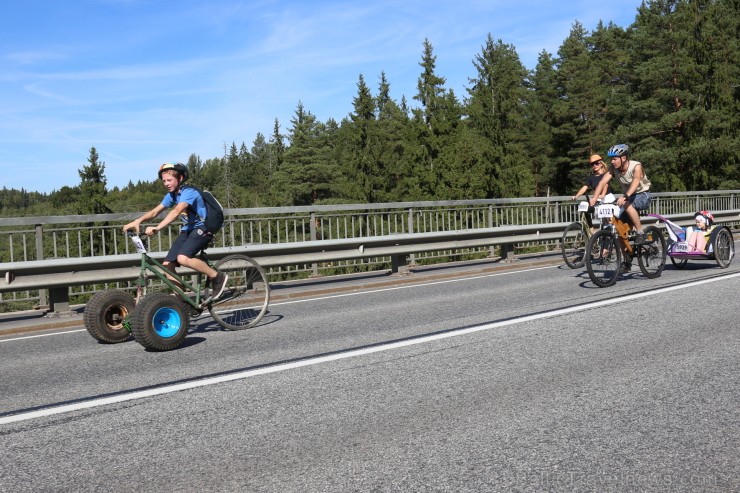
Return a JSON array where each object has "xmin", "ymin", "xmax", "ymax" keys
[{"xmin": 123, "ymin": 162, "xmax": 228, "ymax": 299}]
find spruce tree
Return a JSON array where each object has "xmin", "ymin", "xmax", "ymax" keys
[
  {"xmin": 341, "ymin": 74, "xmax": 378, "ymax": 202},
  {"xmin": 78, "ymin": 146, "xmax": 110, "ymax": 214},
  {"xmin": 375, "ymin": 72, "xmax": 414, "ymax": 202},
  {"xmin": 274, "ymin": 102, "xmax": 342, "ymax": 205},
  {"xmin": 412, "ymin": 39, "xmax": 461, "ymax": 199},
  {"xmin": 551, "ymin": 22, "xmax": 611, "ymax": 194},
  {"xmin": 622, "ymin": 0, "xmax": 739, "ymax": 191},
  {"xmin": 526, "ymin": 51, "xmax": 558, "ymax": 195},
  {"xmin": 466, "ymin": 34, "xmax": 534, "ymax": 198}
]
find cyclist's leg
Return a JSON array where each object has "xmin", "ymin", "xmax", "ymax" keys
[
  {"xmin": 175, "ymin": 230, "xmax": 218, "ymax": 279},
  {"xmin": 175, "ymin": 230, "xmax": 228, "ymax": 298},
  {"xmin": 622, "ymin": 201, "xmax": 643, "ymax": 232},
  {"xmin": 626, "ymin": 191, "xmax": 652, "ymax": 242},
  {"xmin": 617, "ymin": 235, "xmax": 632, "ymax": 270},
  {"xmin": 163, "ymin": 233, "xmax": 188, "ymax": 290}
]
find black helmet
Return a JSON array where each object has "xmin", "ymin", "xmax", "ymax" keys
[
  {"xmin": 607, "ymin": 144, "xmax": 630, "ymax": 158},
  {"xmin": 158, "ymin": 162, "xmax": 189, "ymax": 182}
]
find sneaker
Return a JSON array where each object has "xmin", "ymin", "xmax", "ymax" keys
[
  {"xmin": 210, "ymin": 272, "xmax": 229, "ymax": 300},
  {"xmin": 622, "ymin": 261, "xmax": 632, "ymax": 272},
  {"xmin": 634, "ymin": 233, "xmax": 646, "ymax": 245}
]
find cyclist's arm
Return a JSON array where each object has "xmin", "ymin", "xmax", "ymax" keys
[
  {"xmin": 590, "ymin": 172, "xmax": 613, "ymax": 205},
  {"xmin": 571, "ymin": 185, "xmax": 588, "ymax": 200},
  {"xmin": 145, "ymin": 202, "xmax": 189, "ymax": 235},
  {"xmin": 123, "ymin": 204, "xmax": 166, "ymax": 233}
]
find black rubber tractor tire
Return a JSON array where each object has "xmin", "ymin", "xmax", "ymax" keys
[{"xmin": 83, "ymin": 290, "xmax": 135, "ymax": 343}]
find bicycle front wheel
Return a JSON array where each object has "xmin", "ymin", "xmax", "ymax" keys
[
  {"xmin": 208, "ymin": 254, "xmax": 270, "ymax": 330},
  {"xmin": 562, "ymin": 222, "xmax": 588, "ymax": 269},
  {"xmin": 637, "ymin": 225, "xmax": 666, "ymax": 278},
  {"xmin": 586, "ymin": 230, "xmax": 622, "ymax": 288}
]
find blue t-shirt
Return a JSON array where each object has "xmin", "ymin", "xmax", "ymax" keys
[{"xmin": 161, "ymin": 186, "xmax": 206, "ymax": 232}]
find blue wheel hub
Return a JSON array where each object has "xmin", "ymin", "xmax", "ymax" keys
[{"xmin": 152, "ymin": 307, "xmax": 182, "ymax": 338}]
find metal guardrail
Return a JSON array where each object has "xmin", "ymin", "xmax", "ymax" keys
[
  {"xmin": 3, "ymin": 191, "xmax": 738, "ymax": 261},
  {"xmin": 1, "ymin": 191, "xmax": 739, "ymax": 313},
  {"xmin": 0, "ymin": 222, "xmax": 571, "ymax": 313},
  {"xmin": 2, "ymin": 209, "xmax": 739, "ymax": 315}
]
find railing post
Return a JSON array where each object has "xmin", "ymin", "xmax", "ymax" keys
[
  {"xmin": 310, "ymin": 212, "xmax": 319, "ymax": 277},
  {"xmin": 488, "ymin": 205, "xmax": 495, "ymax": 258},
  {"xmin": 47, "ymin": 287, "xmax": 71, "ymax": 315},
  {"xmin": 500, "ymin": 243, "xmax": 516, "ymax": 262},
  {"xmin": 391, "ymin": 254, "xmax": 410, "ymax": 275},
  {"xmin": 35, "ymin": 224, "xmax": 47, "ymax": 309},
  {"xmin": 407, "ymin": 208, "xmax": 416, "ymax": 266}
]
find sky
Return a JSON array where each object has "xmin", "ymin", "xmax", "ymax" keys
[{"xmin": 1, "ymin": 0, "xmax": 645, "ymax": 194}]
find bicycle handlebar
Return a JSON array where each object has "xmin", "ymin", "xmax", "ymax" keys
[{"xmin": 126, "ymin": 229, "xmax": 150, "ymax": 239}]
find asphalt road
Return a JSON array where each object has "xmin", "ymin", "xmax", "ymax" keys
[{"xmin": 1, "ymin": 257, "xmax": 739, "ymax": 492}]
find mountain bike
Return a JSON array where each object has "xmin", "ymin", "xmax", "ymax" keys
[
  {"xmin": 84, "ymin": 231, "xmax": 270, "ymax": 351},
  {"xmin": 584, "ymin": 203, "xmax": 667, "ymax": 288},
  {"xmin": 562, "ymin": 195, "xmax": 612, "ymax": 268}
]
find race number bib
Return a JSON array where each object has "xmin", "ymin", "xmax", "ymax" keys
[
  {"xmin": 673, "ymin": 242, "xmax": 690, "ymax": 253},
  {"xmin": 130, "ymin": 235, "xmax": 147, "ymax": 254},
  {"xmin": 596, "ymin": 204, "xmax": 620, "ymax": 219}
]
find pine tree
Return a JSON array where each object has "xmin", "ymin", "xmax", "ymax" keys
[
  {"xmin": 273, "ymin": 102, "xmax": 342, "ymax": 205},
  {"xmin": 247, "ymin": 132, "xmax": 272, "ymax": 206},
  {"xmin": 551, "ymin": 22, "xmax": 611, "ymax": 194},
  {"xmin": 411, "ymin": 39, "xmax": 462, "ymax": 198},
  {"xmin": 623, "ymin": 0, "xmax": 739, "ymax": 191},
  {"xmin": 466, "ymin": 34, "xmax": 534, "ymax": 198},
  {"xmin": 78, "ymin": 146, "xmax": 110, "ymax": 214},
  {"xmin": 375, "ymin": 72, "xmax": 414, "ymax": 202},
  {"xmin": 526, "ymin": 51, "xmax": 558, "ymax": 195},
  {"xmin": 186, "ymin": 153, "xmax": 204, "ymax": 185},
  {"xmin": 341, "ymin": 74, "xmax": 378, "ymax": 202}
]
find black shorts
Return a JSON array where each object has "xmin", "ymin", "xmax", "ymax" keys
[{"xmin": 164, "ymin": 229, "xmax": 212, "ymax": 264}]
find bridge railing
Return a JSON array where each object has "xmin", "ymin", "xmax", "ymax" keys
[{"xmin": 1, "ymin": 191, "xmax": 739, "ymax": 312}]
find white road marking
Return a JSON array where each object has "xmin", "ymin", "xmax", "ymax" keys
[
  {"xmin": 0, "ymin": 265, "xmax": 556, "ymax": 343},
  {"xmin": 0, "ymin": 328, "xmax": 86, "ymax": 342},
  {"xmin": 2, "ymin": 271, "xmax": 738, "ymax": 425},
  {"xmin": 271, "ymin": 265, "xmax": 557, "ymax": 305}
]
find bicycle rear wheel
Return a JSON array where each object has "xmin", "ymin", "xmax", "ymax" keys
[
  {"xmin": 208, "ymin": 254, "xmax": 270, "ymax": 330},
  {"xmin": 562, "ymin": 222, "xmax": 588, "ymax": 269},
  {"xmin": 712, "ymin": 227, "xmax": 734, "ymax": 268},
  {"xmin": 586, "ymin": 230, "xmax": 622, "ymax": 288},
  {"xmin": 637, "ymin": 225, "xmax": 666, "ymax": 278}
]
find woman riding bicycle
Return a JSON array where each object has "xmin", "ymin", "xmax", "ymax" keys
[
  {"xmin": 572, "ymin": 154, "xmax": 614, "ymax": 232},
  {"xmin": 571, "ymin": 154, "xmax": 613, "ymax": 202}
]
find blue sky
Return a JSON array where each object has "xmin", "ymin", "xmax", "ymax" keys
[{"xmin": 1, "ymin": 0, "xmax": 644, "ymax": 194}]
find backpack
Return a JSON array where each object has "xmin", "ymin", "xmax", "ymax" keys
[{"xmin": 172, "ymin": 185, "xmax": 225, "ymax": 234}]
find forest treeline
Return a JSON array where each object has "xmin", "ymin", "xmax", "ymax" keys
[{"xmin": 1, "ymin": 0, "xmax": 738, "ymax": 217}]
